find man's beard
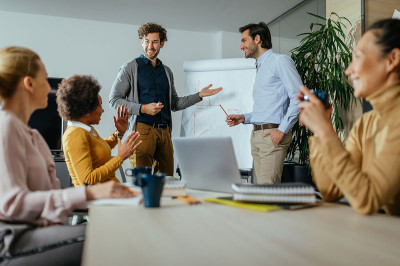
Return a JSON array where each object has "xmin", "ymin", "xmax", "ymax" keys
[
  {"xmin": 145, "ymin": 49, "xmax": 160, "ymax": 60},
  {"xmin": 245, "ymin": 44, "xmax": 257, "ymax": 59}
]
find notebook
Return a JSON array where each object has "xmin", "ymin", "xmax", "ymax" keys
[
  {"xmin": 204, "ymin": 196, "xmax": 319, "ymax": 211},
  {"xmin": 87, "ymin": 196, "xmax": 142, "ymax": 207},
  {"xmin": 162, "ymin": 180, "xmax": 187, "ymax": 197},
  {"xmin": 232, "ymin": 182, "xmax": 317, "ymax": 204},
  {"xmin": 203, "ymin": 197, "xmax": 283, "ymax": 212},
  {"xmin": 172, "ymin": 137, "xmax": 242, "ymax": 193}
]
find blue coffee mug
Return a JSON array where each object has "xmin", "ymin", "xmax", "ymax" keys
[
  {"xmin": 136, "ymin": 173, "xmax": 165, "ymax": 208},
  {"xmin": 125, "ymin": 167, "xmax": 152, "ymax": 185}
]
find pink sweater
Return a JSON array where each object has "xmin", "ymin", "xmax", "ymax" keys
[{"xmin": 0, "ymin": 110, "xmax": 87, "ymax": 226}]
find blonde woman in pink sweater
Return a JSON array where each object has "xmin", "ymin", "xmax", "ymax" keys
[{"xmin": 0, "ymin": 46, "xmax": 140, "ymax": 265}]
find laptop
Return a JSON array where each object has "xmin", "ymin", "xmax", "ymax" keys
[{"xmin": 172, "ymin": 137, "xmax": 242, "ymax": 193}]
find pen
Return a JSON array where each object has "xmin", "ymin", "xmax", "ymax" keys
[
  {"xmin": 220, "ymin": 105, "xmax": 229, "ymax": 118},
  {"xmin": 176, "ymin": 196, "xmax": 201, "ymax": 205}
]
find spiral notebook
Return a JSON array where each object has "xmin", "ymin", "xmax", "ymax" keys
[
  {"xmin": 162, "ymin": 180, "xmax": 187, "ymax": 197},
  {"xmin": 232, "ymin": 182, "xmax": 316, "ymax": 204}
]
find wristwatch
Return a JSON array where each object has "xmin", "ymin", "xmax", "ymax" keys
[{"xmin": 115, "ymin": 130, "xmax": 124, "ymax": 139}]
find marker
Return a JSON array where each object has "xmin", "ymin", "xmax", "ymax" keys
[{"xmin": 156, "ymin": 101, "xmax": 161, "ymax": 106}]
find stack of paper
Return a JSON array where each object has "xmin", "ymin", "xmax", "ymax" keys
[
  {"xmin": 162, "ymin": 180, "xmax": 187, "ymax": 197},
  {"xmin": 87, "ymin": 196, "xmax": 143, "ymax": 207},
  {"xmin": 232, "ymin": 182, "xmax": 316, "ymax": 204}
]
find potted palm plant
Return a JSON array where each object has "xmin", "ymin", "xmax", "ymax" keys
[{"xmin": 283, "ymin": 12, "xmax": 354, "ymax": 184}]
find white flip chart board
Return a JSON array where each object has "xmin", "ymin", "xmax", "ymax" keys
[{"xmin": 180, "ymin": 58, "xmax": 256, "ymax": 168}]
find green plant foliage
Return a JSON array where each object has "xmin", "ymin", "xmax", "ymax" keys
[{"xmin": 287, "ymin": 12, "xmax": 354, "ymax": 166}]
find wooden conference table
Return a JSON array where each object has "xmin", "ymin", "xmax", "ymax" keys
[{"xmin": 82, "ymin": 189, "xmax": 400, "ymax": 266}]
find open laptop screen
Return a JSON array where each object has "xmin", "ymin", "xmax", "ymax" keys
[{"xmin": 173, "ymin": 137, "xmax": 242, "ymax": 193}]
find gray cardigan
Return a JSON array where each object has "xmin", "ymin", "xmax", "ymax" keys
[{"xmin": 109, "ymin": 59, "xmax": 202, "ymax": 132}]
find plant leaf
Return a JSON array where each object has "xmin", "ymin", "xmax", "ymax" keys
[{"xmin": 307, "ymin": 12, "xmax": 327, "ymax": 21}]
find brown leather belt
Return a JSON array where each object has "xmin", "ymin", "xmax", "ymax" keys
[
  {"xmin": 253, "ymin": 123, "xmax": 279, "ymax": 131},
  {"xmin": 139, "ymin": 122, "xmax": 169, "ymax": 129},
  {"xmin": 153, "ymin": 124, "xmax": 168, "ymax": 129}
]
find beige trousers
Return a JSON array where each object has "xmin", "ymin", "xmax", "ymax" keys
[
  {"xmin": 251, "ymin": 129, "xmax": 292, "ymax": 184},
  {"xmin": 129, "ymin": 122, "xmax": 174, "ymax": 176}
]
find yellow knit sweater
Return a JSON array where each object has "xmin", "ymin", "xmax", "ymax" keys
[
  {"xmin": 63, "ymin": 126, "xmax": 122, "ymax": 187},
  {"xmin": 310, "ymin": 81, "xmax": 400, "ymax": 215}
]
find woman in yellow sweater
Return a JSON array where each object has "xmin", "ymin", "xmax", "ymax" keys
[
  {"xmin": 57, "ymin": 75, "xmax": 142, "ymax": 186},
  {"xmin": 298, "ymin": 19, "xmax": 400, "ymax": 215}
]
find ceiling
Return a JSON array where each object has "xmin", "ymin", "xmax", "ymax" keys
[{"xmin": 0, "ymin": 0, "xmax": 305, "ymax": 33}]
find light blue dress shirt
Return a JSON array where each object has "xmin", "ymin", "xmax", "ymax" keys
[{"xmin": 243, "ymin": 49, "xmax": 302, "ymax": 134}]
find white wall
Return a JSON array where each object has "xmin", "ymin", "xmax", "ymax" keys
[
  {"xmin": 216, "ymin": 31, "xmax": 243, "ymax": 58},
  {"xmin": 0, "ymin": 10, "xmax": 217, "ymax": 163}
]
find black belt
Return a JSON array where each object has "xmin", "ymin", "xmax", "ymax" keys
[
  {"xmin": 253, "ymin": 123, "xmax": 279, "ymax": 131},
  {"xmin": 139, "ymin": 122, "xmax": 168, "ymax": 129}
]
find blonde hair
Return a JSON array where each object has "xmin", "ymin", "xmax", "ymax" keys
[{"xmin": 0, "ymin": 46, "xmax": 41, "ymax": 100}]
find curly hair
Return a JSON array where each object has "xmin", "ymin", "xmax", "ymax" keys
[
  {"xmin": 0, "ymin": 46, "xmax": 41, "ymax": 100},
  {"xmin": 56, "ymin": 75, "xmax": 101, "ymax": 121},
  {"xmin": 138, "ymin": 22, "xmax": 168, "ymax": 43}
]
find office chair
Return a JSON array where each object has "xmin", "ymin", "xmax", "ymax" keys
[
  {"xmin": 70, "ymin": 213, "xmax": 88, "ymax": 225},
  {"xmin": 117, "ymin": 165, "xmax": 127, "ymax": 183},
  {"xmin": 239, "ymin": 168, "xmax": 252, "ymax": 183}
]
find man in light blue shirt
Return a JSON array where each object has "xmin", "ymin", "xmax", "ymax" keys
[{"xmin": 226, "ymin": 22, "xmax": 302, "ymax": 184}]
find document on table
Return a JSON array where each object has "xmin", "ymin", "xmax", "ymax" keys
[{"xmin": 87, "ymin": 195, "xmax": 143, "ymax": 207}]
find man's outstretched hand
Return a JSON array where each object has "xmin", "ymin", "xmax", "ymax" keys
[{"xmin": 199, "ymin": 84, "xmax": 223, "ymax": 98}]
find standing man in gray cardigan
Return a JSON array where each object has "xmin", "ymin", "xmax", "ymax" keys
[{"xmin": 109, "ymin": 22, "xmax": 222, "ymax": 176}]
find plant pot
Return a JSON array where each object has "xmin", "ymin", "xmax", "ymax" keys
[{"xmin": 281, "ymin": 162, "xmax": 315, "ymax": 187}]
